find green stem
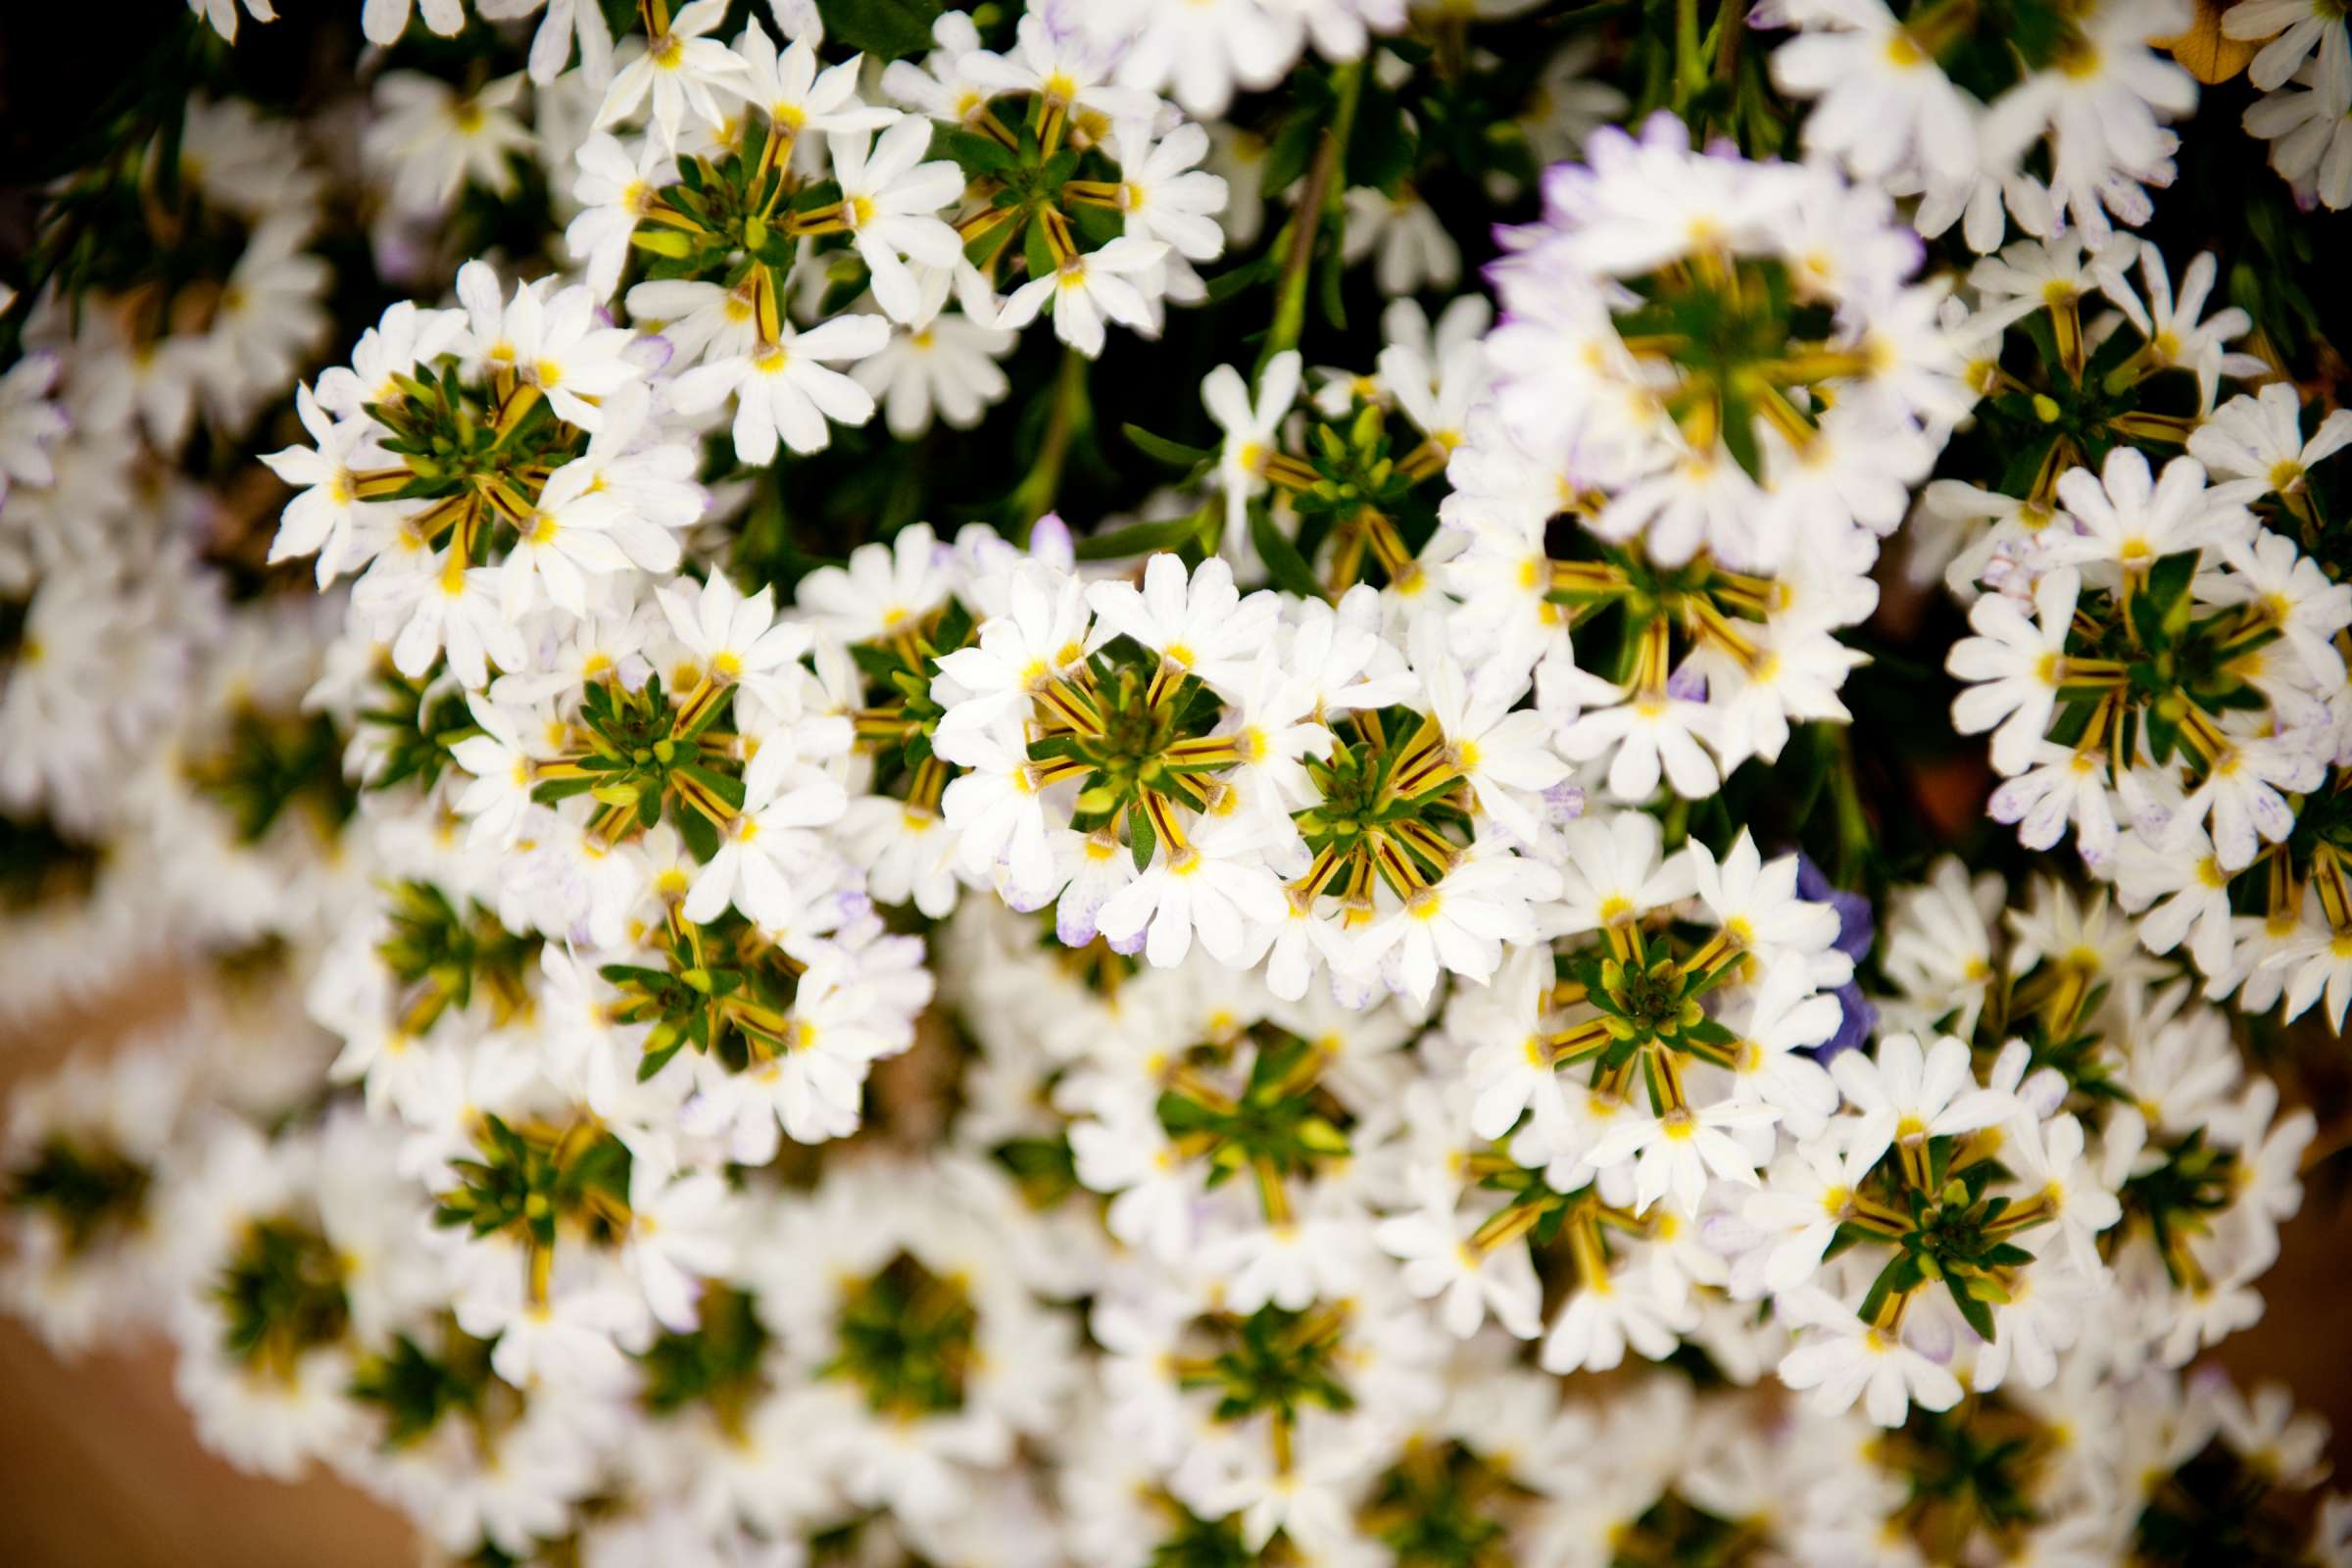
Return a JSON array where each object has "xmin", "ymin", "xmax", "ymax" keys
[
  {"xmin": 1259, "ymin": 61, "xmax": 1363, "ymax": 377},
  {"xmin": 1007, "ymin": 348, "xmax": 1089, "ymax": 545},
  {"xmin": 1660, "ymin": 794, "xmax": 1691, "ymax": 851},
  {"xmin": 1830, "ymin": 732, "xmax": 1871, "ymax": 885},
  {"xmin": 1674, "ymin": 0, "xmax": 1706, "ymax": 110},
  {"xmin": 1705, "ymin": 0, "xmax": 1749, "ymax": 87}
]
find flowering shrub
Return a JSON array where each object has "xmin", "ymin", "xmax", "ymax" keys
[{"xmin": 3, "ymin": 1, "xmax": 2351, "ymax": 1563}]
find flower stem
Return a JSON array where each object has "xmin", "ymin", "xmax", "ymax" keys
[
  {"xmin": 1007, "ymin": 348, "xmax": 1089, "ymax": 546},
  {"xmin": 1259, "ymin": 61, "xmax": 1362, "ymax": 378}
]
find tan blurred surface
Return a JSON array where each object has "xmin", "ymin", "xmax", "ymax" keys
[
  {"xmin": 0, "ymin": 986, "xmax": 415, "ymax": 1568},
  {"xmin": 0, "ymin": 1319, "xmax": 415, "ymax": 1568},
  {"xmin": 3, "ymin": 982, "xmax": 2350, "ymax": 1563}
]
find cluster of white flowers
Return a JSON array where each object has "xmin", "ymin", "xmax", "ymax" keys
[
  {"xmin": 6, "ymin": 2, "xmax": 2351, "ymax": 1565},
  {"xmin": 1928, "ymin": 250, "xmax": 2352, "ymax": 1030}
]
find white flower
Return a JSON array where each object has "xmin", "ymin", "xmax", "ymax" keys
[
  {"xmin": 1540, "ymin": 1265, "xmax": 1690, "ymax": 1374},
  {"xmin": 796, "ymin": 522, "xmax": 953, "ymax": 645},
  {"xmin": 1722, "ymin": 965, "xmax": 1842, "ymax": 1138},
  {"xmin": 356, "ymin": 545, "xmax": 529, "ymax": 687},
  {"xmin": 1947, "ymin": 564, "xmax": 2080, "ymax": 777},
  {"xmin": 1769, "ymin": 0, "xmax": 1980, "ymax": 184},
  {"xmin": 1778, "ymin": 1303, "xmax": 1965, "ymax": 1428},
  {"xmin": 1102, "ymin": 0, "xmax": 1303, "ymax": 118},
  {"xmin": 456, "ymin": 262, "xmax": 644, "ymax": 432},
  {"xmin": 995, "ymin": 237, "xmax": 1171, "ymax": 360},
  {"xmin": 1586, "ymin": 1099, "xmax": 1781, "ymax": 1217},
  {"xmin": 2244, "ymin": 62, "xmax": 2352, "ymax": 209},
  {"xmin": 1196, "ymin": 1411, "xmax": 1375, "ymax": 1554},
  {"xmin": 627, "ymin": 273, "xmax": 764, "ymax": 370},
  {"xmin": 1967, "ymin": 231, "xmax": 2140, "ymax": 335},
  {"xmin": 1405, "ymin": 614, "xmax": 1568, "ymax": 842},
  {"xmin": 655, "ymin": 570, "xmax": 815, "ymax": 711},
  {"xmin": 1740, "ymin": 1119, "xmax": 1895, "ymax": 1296},
  {"xmin": 200, "ymin": 215, "xmax": 330, "ymax": 413},
  {"xmin": 1342, "ymin": 187, "xmax": 1461, "ymax": 297},
  {"xmin": 501, "ymin": 455, "xmax": 671, "ymax": 618},
  {"xmin": 828, "ymin": 120, "xmax": 966, "ymax": 324},
  {"xmin": 1201, "ymin": 350, "xmax": 1302, "ymax": 550},
  {"xmin": 460, "ymin": 1258, "xmax": 644, "ymax": 1393},
  {"xmin": 1999, "ymin": 1110, "xmax": 2122, "ymax": 1276},
  {"xmin": 963, "ymin": 12, "xmax": 1159, "ymax": 122},
  {"xmin": 1687, "ymin": 829, "xmax": 1843, "ymax": 976},
  {"xmin": 1460, "ymin": 948, "xmax": 1570, "ymax": 1142},
  {"xmin": 616, "ymin": 1163, "xmax": 734, "ymax": 1332},
  {"xmin": 595, "ymin": 0, "xmax": 748, "ymax": 153},
  {"xmin": 2097, "ymin": 249, "xmax": 2264, "ymax": 405},
  {"xmin": 850, "ymin": 274, "xmax": 1016, "ymax": 437},
  {"xmin": 260, "ymin": 385, "xmax": 396, "ymax": 586},
  {"xmin": 2208, "ymin": 525, "xmax": 2352, "ymax": 688},
  {"xmin": 1104, "ymin": 119, "xmax": 1229, "ymax": 262},
  {"xmin": 2173, "ymin": 732, "xmax": 2326, "ymax": 873},
  {"xmin": 932, "ymin": 563, "xmax": 1096, "ymax": 747},
  {"xmin": 0, "ymin": 350, "xmax": 66, "ymax": 508},
  {"xmin": 731, "ymin": 17, "xmax": 894, "ymax": 145},
  {"xmin": 1366, "ymin": 850, "xmax": 1562, "ymax": 1004},
  {"xmin": 449, "ymin": 694, "xmax": 544, "ymax": 850},
  {"xmin": 366, "ymin": 73, "xmax": 533, "ymax": 216},
  {"xmin": 2224, "ymin": 0, "xmax": 2352, "ymax": 99},
  {"xmin": 878, "ymin": 10, "xmax": 992, "ymax": 125},
  {"xmin": 1983, "ymin": 0, "xmax": 2197, "ymax": 245},
  {"xmin": 1375, "ymin": 1196, "xmax": 1545, "ymax": 1339},
  {"xmin": 360, "ymin": 0, "xmax": 465, "ymax": 47},
  {"xmin": 189, "ymin": 0, "xmax": 281, "ymax": 41},
  {"xmin": 1558, "ymin": 686, "xmax": 1726, "ymax": 803},
  {"xmin": 317, "ymin": 299, "xmax": 468, "ymax": 417},
  {"xmin": 1070, "ymin": 1109, "xmax": 1196, "ymax": 1260},
  {"xmin": 685, "ymin": 973, "xmax": 895, "ymax": 1154},
  {"xmin": 2192, "ymin": 382, "xmax": 2352, "ymax": 512},
  {"xmin": 1094, "ymin": 810, "xmax": 1288, "ymax": 969},
  {"xmin": 1989, "ymin": 743, "xmax": 2121, "ymax": 864},
  {"xmin": 482, "ymin": 0, "xmax": 616, "ymax": 87},
  {"xmin": 565, "ymin": 133, "xmax": 677, "ymax": 298},
  {"xmin": 1830, "ymin": 1033, "xmax": 2011, "ymax": 1149},
  {"xmin": 682, "ymin": 764, "xmax": 849, "ymax": 928},
  {"xmin": 940, "ymin": 723, "xmax": 1059, "ymax": 904},
  {"xmin": 669, "ymin": 314, "xmax": 891, "ymax": 462},
  {"xmin": 1084, "ymin": 553, "xmax": 1279, "ymax": 696}
]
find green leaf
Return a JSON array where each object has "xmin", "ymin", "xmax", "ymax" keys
[
  {"xmin": 529, "ymin": 777, "xmax": 597, "ymax": 807},
  {"xmin": 1856, "ymin": 1251, "xmax": 1911, "ymax": 1326},
  {"xmin": 1345, "ymin": 82, "xmax": 1416, "ymax": 196},
  {"xmin": 1947, "ymin": 1276, "xmax": 1997, "ymax": 1344},
  {"xmin": 630, "ymin": 228, "xmax": 695, "ymax": 260},
  {"xmin": 1157, "ymin": 1091, "xmax": 1216, "ymax": 1135},
  {"xmin": 1203, "ymin": 254, "xmax": 1276, "ymax": 304},
  {"xmin": 677, "ymin": 760, "xmax": 746, "ymax": 809},
  {"xmin": 941, "ymin": 126, "xmax": 1015, "ymax": 182},
  {"xmin": 1074, "ymin": 513, "xmax": 1212, "ymax": 561},
  {"xmin": 2144, "ymin": 703, "xmax": 2180, "ymax": 766},
  {"xmin": 1250, "ymin": 509, "xmax": 1327, "ymax": 601},
  {"xmin": 1262, "ymin": 81, "xmax": 1332, "ymax": 196},
  {"xmin": 813, "ymin": 0, "xmax": 942, "ymax": 61},
  {"xmin": 1297, "ymin": 1116, "xmax": 1350, "ymax": 1155},
  {"xmin": 1023, "ymin": 216, "xmax": 1058, "ymax": 286},
  {"xmin": 1720, "ymin": 398, "xmax": 1764, "ymax": 483},
  {"xmin": 1124, "ymin": 423, "xmax": 1215, "ymax": 467},
  {"xmin": 676, "ymin": 801, "xmax": 719, "ymax": 862},
  {"xmin": 2143, "ymin": 550, "xmax": 2198, "ymax": 633},
  {"xmin": 1129, "ymin": 809, "xmax": 1157, "ymax": 872}
]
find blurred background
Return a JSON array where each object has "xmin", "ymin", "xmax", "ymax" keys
[
  {"xmin": 3, "ymin": 3, "xmax": 2350, "ymax": 1563},
  {"xmin": 6, "ymin": 945, "xmax": 2352, "ymax": 1566}
]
